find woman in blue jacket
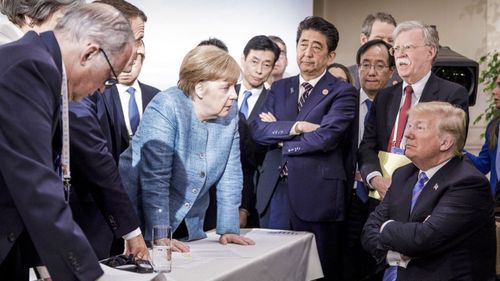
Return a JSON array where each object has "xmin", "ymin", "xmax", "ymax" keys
[
  {"xmin": 120, "ymin": 46, "xmax": 255, "ymax": 251},
  {"xmin": 466, "ymin": 73, "xmax": 500, "ymax": 195}
]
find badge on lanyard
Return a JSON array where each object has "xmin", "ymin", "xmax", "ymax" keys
[{"xmin": 391, "ymin": 146, "xmax": 405, "ymax": 155}]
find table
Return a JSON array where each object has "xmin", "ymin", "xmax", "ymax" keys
[{"xmin": 101, "ymin": 228, "xmax": 323, "ymax": 281}]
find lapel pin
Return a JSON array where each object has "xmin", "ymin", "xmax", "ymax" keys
[
  {"xmin": 433, "ymin": 183, "xmax": 439, "ymax": 190},
  {"xmin": 322, "ymin": 89, "xmax": 329, "ymax": 96}
]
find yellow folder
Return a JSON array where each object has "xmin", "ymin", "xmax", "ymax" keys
[{"xmin": 368, "ymin": 151, "xmax": 411, "ymax": 200}]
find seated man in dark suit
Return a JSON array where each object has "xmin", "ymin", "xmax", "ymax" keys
[{"xmin": 361, "ymin": 101, "xmax": 496, "ymax": 281}]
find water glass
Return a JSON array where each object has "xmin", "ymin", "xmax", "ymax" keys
[{"xmin": 152, "ymin": 225, "xmax": 172, "ymax": 273}]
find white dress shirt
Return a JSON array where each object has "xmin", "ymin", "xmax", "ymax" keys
[
  {"xmin": 117, "ymin": 81, "xmax": 144, "ymax": 136},
  {"xmin": 237, "ymin": 85, "xmax": 264, "ymax": 116}
]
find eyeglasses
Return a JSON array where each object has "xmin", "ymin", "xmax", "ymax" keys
[
  {"xmin": 100, "ymin": 48, "xmax": 118, "ymax": 87},
  {"xmin": 359, "ymin": 62, "xmax": 390, "ymax": 72},
  {"xmin": 389, "ymin": 44, "xmax": 430, "ymax": 56}
]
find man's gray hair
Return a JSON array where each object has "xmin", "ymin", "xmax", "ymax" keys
[
  {"xmin": 393, "ymin": 20, "xmax": 439, "ymax": 56},
  {"xmin": 0, "ymin": 0, "xmax": 83, "ymax": 26},
  {"xmin": 54, "ymin": 2, "xmax": 133, "ymax": 56}
]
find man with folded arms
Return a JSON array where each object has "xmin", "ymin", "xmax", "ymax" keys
[{"xmin": 361, "ymin": 101, "xmax": 495, "ymax": 281}]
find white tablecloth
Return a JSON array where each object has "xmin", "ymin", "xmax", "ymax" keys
[{"xmin": 100, "ymin": 228, "xmax": 323, "ymax": 281}]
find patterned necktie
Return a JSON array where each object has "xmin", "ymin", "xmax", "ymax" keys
[
  {"xmin": 410, "ymin": 172, "xmax": 429, "ymax": 213},
  {"xmin": 298, "ymin": 82, "xmax": 313, "ymax": 111},
  {"xmin": 239, "ymin": 90, "xmax": 252, "ymax": 119},
  {"xmin": 388, "ymin": 85, "xmax": 412, "ymax": 150},
  {"xmin": 127, "ymin": 87, "xmax": 140, "ymax": 135}
]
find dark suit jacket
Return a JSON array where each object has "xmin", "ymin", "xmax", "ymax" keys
[
  {"xmin": 358, "ymin": 73, "xmax": 469, "ymax": 182},
  {"xmin": 69, "ymin": 100, "xmax": 140, "ymax": 259},
  {"xmin": 361, "ymin": 157, "xmax": 496, "ymax": 281},
  {"xmin": 0, "ymin": 31, "xmax": 102, "ymax": 280},
  {"xmin": 237, "ymin": 85, "xmax": 269, "ymax": 213},
  {"xmin": 91, "ymin": 82, "xmax": 159, "ymax": 163},
  {"xmin": 250, "ymin": 72, "xmax": 357, "ymax": 222}
]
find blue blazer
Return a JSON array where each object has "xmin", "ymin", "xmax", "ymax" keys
[
  {"xmin": 250, "ymin": 72, "xmax": 357, "ymax": 222},
  {"xmin": 465, "ymin": 120, "xmax": 497, "ymax": 193},
  {"xmin": 120, "ymin": 87, "xmax": 242, "ymax": 241},
  {"xmin": 0, "ymin": 31, "xmax": 102, "ymax": 280}
]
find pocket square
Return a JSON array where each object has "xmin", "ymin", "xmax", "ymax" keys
[{"xmin": 433, "ymin": 183, "xmax": 439, "ymax": 190}]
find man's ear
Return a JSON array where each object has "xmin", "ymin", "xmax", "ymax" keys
[
  {"xmin": 360, "ymin": 33, "xmax": 368, "ymax": 44},
  {"xmin": 439, "ymin": 135, "xmax": 454, "ymax": 152},
  {"xmin": 80, "ymin": 43, "xmax": 101, "ymax": 66},
  {"xmin": 327, "ymin": 51, "xmax": 337, "ymax": 65}
]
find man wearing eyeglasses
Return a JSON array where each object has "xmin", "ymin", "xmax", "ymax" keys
[
  {"xmin": 343, "ymin": 39, "xmax": 395, "ymax": 281},
  {"xmin": 358, "ymin": 21, "xmax": 469, "ymax": 206},
  {"xmin": 0, "ymin": 3, "xmax": 135, "ymax": 280},
  {"xmin": 68, "ymin": 0, "xmax": 154, "ymax": 261},
  {"xmin": 347, "ymin": 12, "xmax": 400, "ymax": 89}
]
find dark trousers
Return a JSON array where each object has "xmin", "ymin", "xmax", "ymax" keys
[
  {"xmin": 342, "ymin": 193, "xmax": 382, "ymax": 281},
  {"xmin": 259, "ymin": 177, "xmax": 291, "ymax": 230},
  {"xmin": 290, "ymin": 209, "xmax": 342, "ymax": 281},
  {"xmin": 0, "ymin": 231, "xmax": 39, "ymax": 281}
]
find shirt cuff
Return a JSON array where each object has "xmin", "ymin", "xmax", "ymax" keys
[
  {"xmin": 122, "ymin": 227, "xmax": 142, "ymax": 240},
  {"xmin": 290, "ymin": 122, "xmax": 301, "ymax": 135},
  {"xmin": 366, "ymin": 171, "xmax": 383, "ymax": 188},
  {"xmin": 380, "ymin": 220, "xmax": 394, "ymax": 233}
]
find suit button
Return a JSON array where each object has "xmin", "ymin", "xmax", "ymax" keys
[
  {"xmin": 192, "ymin": 188, "xmax": 198, "ymax": 194},
  {"xmin": 7, "ymin": 233, "xmax": 15, "ymax": 242},
  {"xmin": 199, "ymin": 172, "xmax": 205, "ymax": 178},
  {"xmin": 184, "ymin": 203, "xmax": 190, "ymax": 208},
  {"xmin": 199, "ymin": 153, "xmax": 205, "ymax": 159}
]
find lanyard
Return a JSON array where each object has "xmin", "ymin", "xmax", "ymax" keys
[{"xmin": 60, "ymin": 65, "xmax": 71, "ymax": 203}]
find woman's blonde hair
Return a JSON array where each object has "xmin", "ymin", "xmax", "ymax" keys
[{"xmin": 178, "ymin": 45, "xmax": 240, "ymax": 96}]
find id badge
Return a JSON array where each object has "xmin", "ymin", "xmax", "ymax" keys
[{"xmin": 390, "ymin": 146, "xmax": 405, "ymax": 155}]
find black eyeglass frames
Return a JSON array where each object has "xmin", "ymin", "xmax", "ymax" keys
[{"xmin": 100, "ymin": 48, "xmax": 118, "ymax": 87}]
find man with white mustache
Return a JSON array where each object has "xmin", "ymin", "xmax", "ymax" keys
[{"xmin": 358, "ymin": 20, "xmax": 469, "ymax": 204}]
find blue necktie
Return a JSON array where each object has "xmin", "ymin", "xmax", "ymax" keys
[
  {"xmin": 356, "ymin": 99, "xmax": 373, "ymax": 203},
  {"xmin": 127, "ymin": 87, "xmax": 140, "ymax": 135},
  {"xmin": 496, "ymin": 123, "xmax": 500, "ymax": 179},
  {"xmin": 410, "ymin": 172, "xmax": 428, "ymax": 213},
  {"xmin": 382, "ymin": 265, "xmax": 397, "ymax": 281},
  {"xmin": 239, "ymin": 90, "xmax": 252, "ymax": 119}
]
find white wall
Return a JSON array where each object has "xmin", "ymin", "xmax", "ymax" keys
[{"xmin": 126, "ymin": 0, "xmax": 313, "ymax": 90}]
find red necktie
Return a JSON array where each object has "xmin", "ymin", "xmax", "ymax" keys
[{"xmin": 387, "ymin": 85, "xmax": 413, "ymax": 150}]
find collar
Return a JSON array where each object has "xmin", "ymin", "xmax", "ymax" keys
[
  {"xmin": 402, "ymin": 70, "xmax": 432, "ymax": 100},
  {"xmin": 116, "ymin": 80, "xmax": 140, "ymax": 94},
  {"xmin": 419, "ymin": 158, "xmax": 452, "ymax": 180},
  {"xmin": 359, "ymin": 88, "xmax": 372, "ymax": 105},
  {"xmin": 239, "ymin": 84, "xmax": 264, "ymax": 96},
  {"xmin": 299, "ymin": 69, "xmax": 327, "ymax": 88}
]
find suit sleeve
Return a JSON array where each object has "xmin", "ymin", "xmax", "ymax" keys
[
  {"xmin": 379, "ymin": 173, "xmax": 493, "ymax": 257},
  {"xmin": 0, "ymin": 58, "xmax": 102, "ymax": 279},
  {"xmin": 69, "ymin": 101, "xmax": 140, "ymax": 238},
  {"xmin": 361, "ymin": 188, "xmax": 392, "ymax": 264},
  {"xmin": 358, "ymin": 92, "xmax": 384, "ymax": 180},
  {"xmin": 216, "ymin": 108, "xmax": 242, "ymax": 235},
  {"xmin": 282, "ymin": 86, "xmax": 357, "ymax": 155},
  {"xmin": 249, "ymin": 88, "xmax": 296, "ymax": 145},
  {"xmin": 136, "ymin": 97, "xmax": 176, "ymax": 234},
  {"xmin": 464, "ymin": 123, "xmax": 492, "ymax": 174}
]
